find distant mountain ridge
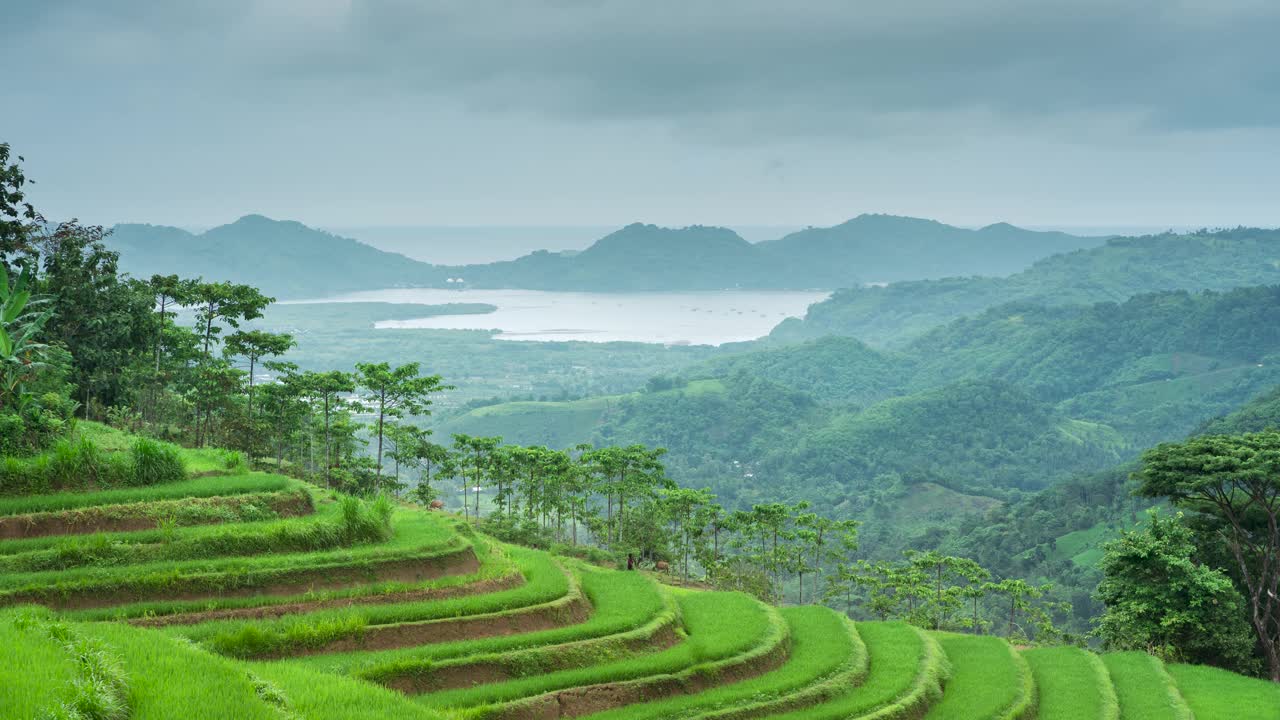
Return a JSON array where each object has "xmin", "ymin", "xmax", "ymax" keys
[
  {"xmin": 109, "ymin": 215, "xmax": 436, "ymax": 299},
  {"xmin": 105, "ymin": 213, "xmax": 1101, "ymax": 297},
  {"xmin": 448, "ymin": 215, "xmax": 1102, "ymax": 291},
  {"xmin": 755, "ymin": 214, "xmax": 1101, "ymax": 285}
]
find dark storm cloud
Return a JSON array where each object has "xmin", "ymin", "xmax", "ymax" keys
[{"xmin": 12, "ymin": 1, "xmax": 1280, "ymax": 137}]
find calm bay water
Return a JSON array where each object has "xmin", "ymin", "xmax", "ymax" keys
[{"xmin": 299, "ymin": 288, "xmax": 830, "ymax": 345}]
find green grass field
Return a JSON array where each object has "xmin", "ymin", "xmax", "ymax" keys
[
  {"xmin": 923, "ymin": 633, "xmax": 1032, "ymax": 719},
  {"xmin": 1103, "ymin": 652, "xmax": 1193, "ymax": 720},
  {"xmin": 2, "ymin": 428, "xmax": 1275, "ymax": 720},
  {"xmin": 1024, "ymin": 645, "xmax": 1119, "ymax": 720}
]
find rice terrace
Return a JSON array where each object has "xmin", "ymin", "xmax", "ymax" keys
[{"xmin": 2, "ymin": 420, "xmax": 1277, "ymax": 719}]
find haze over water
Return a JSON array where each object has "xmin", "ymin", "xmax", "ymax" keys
[{"xmin": 296, "ymin": 288, "xmax": 831, "ymax": 345}]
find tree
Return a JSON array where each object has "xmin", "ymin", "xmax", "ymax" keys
[
  {"xmin": 986, "ymin": 578, "xmax": 1052, "ymax": 640},
  {"xmin": 0, "ymin": 143, "xmax": 36, "ymax": 253},
  {"xmin": 1136, "ymin": 432, "xmax": 1280, "ymax": 681},
  {"xmin": 1096, "ymin": 511, "xmax": 1255, "ymax": 671},
  {"xmin": 906, "ymin": 551, "xmax": 984, "ymax": 630},
  {"xmin": 224, "ymin": 330, "xmax": 294, "ymax": 419},
  {"xmin": 299, "ymin": 370, "xmax": 354, "ymax": 487},
  {"xmin": 33, "ymin": 222, "xmax": 155, "ymax": 416},
  {"xmin": 0, "ymin": 262, "xmax": 54, "ymax": 409},
  {"xmin": 355, "ymin": 362, "xmax": 448, "ymax": 487},
  {"xmin": 189, "ymin": 281, "xmax": 272, "ymax": 445},
  {"xmin": 452, "ymin": 434, "xmax": 501, "ymax": 520},
  {"xmin": 662, "ymin": 487, "xmax": 713, "ymax": 582}
]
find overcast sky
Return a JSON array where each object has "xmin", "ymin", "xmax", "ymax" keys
[{"xmin": 5, "ymin": 1, "xmax": 1279, "ymax": 230}]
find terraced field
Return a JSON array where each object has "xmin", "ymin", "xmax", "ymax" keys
[{"xmin": 3, "ymin": 435, "xmax": 1277, "ymax": 718}]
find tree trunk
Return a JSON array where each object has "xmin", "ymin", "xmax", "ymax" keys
[{"xmin": 374, "ymin": 391, "xmax": 386, "ymax": 489}]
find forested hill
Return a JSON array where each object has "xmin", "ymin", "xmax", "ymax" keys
[
  {"xmin": 450, "ymin": 223, "xmax": 769, "ymax": 290},
  {"xmin": 446, "ymin": 215, "xmax": 1095, "ymax": 291},
  {"xmin": 774, "ymin": 226, "xmax": 1280, "ymax": 346},
  {"xmin": 755, "ymin": 214, "xmax": 1101, "ymax": 285},
  {"xmin": 942, "ymin": 376, "xmax": 1280, "ymax": 628},
  {"xmin": 109, "ymin": 215, "xmax": 440, "ymax": 298}
]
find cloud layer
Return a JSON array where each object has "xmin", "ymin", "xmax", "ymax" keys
[{"xmin": 6, "ymin": 1, "xmax": 1280, "ymax": 227}]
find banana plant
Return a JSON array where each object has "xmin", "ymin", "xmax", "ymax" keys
[{"xmin": 0, "ymin": 262, "xmax": 53, "ymax": 409}]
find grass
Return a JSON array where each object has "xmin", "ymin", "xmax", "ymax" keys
[
  {"xmin": 279, "ymin": 562, "xmax": 667, "ymax": 676},
  {"xmin": 1167, "ymin": 663, "xmax": 1280, "ymax": 720},
  {"xmin": 415, "ymin": 590, "xmax": 777, "ymax": 713},
  {"xmin": 0, "ymin": 607, "xmax": 81, "ymax": 719},
  {"xmin": 0, "ymin": 434, "xmax": 186, "ymax": 496},
  {"xmin": 763, "ymin": 621, "xmax": 944, "ymax": 720},
  {"xmin": 1102, "ymin": 652, "xmax": 1192, "ymax": 720},
  {"xmin": 171, "ymin": 543, "xmax": 571, "ymax": 658},
  {"xmin": 0, "ymin": 494, "xmax": 389, "ymax": 573},
  {"xmin": 1023, "ymin": 645, "xmax": 1119, "ymax": 720},
  {"xmin": 0, "ymin": 506, "xmax": 460, "ymax": 608},
  {"xmin": 81, "ymin": 622, "xmax": 283, "ymax": 720},
  {"xmin": 583, "ymin": 605, "xmax": 865, "ymax": 720},
  {"xmin": 922, "ymin": 633, "xmax": 1032, "ymax": 720},
  {"xmin": 249, "ymin": 661, "xmax": 447, "ymax": 720},
  {"xmin": 63, "ymin": 540, "xmax": 511, "ymax": 623},
  {"xmin": 0, "ymin": 473, "xmax": 301, "ymax": 516}
]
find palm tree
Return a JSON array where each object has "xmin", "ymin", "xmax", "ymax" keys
[{"xmin": 0, "ymin": 262, "xmax": 54, "ymax": 409}]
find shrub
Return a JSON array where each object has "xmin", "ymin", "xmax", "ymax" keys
[
  {"xmin": 219, "ymin": 450, "xmax": 248, "ymax": 472},
  {"xmin": 129, "ymin": 438, "xmax": 185, "ymax": 487},
  {"xmin": 337, "ymin": 494, "xmax": 395, "ymax": 544}
]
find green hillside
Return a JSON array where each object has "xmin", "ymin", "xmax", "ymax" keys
[
  {"xmin": 4, "ymin": 434, "xmax": 1274, "ymax": 718},
  {"xmin": 780, "ymin": 227, "xmax": 1280, "ymax": 346}
]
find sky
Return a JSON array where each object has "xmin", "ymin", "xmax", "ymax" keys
[{"xmin": 5, "ymin": 0, "xmax": 1280, "ymax": 230}]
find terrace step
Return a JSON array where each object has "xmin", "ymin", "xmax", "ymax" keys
[
  {"xmin": 242, "ymin": 559, "xmax": 589, "ymax": 659},
  {"xmin": 1023, "ymin": 646, "xmax": 1119, "ymax": 720},
  {"xmin": 420, "ymin": 591, "xmax": 789, "ymax": 720},
  {"xmin": 922, "ymin": 634, "xmax": 1035, "ymax": 720},
  {"xmin": 580, "ymin": 605, "xmax": 869, "ymax": 720},
  {"xmin": 0, "ymin": 539, "xmax": 479, "ymax": 610},
  {"xmin": 1166, "ymin": 662, "xmax": 1280, "ymax": 720},
  {"xmin": 756, "ymin": 621, "xmax": 948, "ymax": 720},
  {"xmin": 379, "ymin": 590, "xmax": 682, "ymax": 693},
  {"xmin": 1102, "ymin": 652, "xmax": 1192, "ymax": 720},
  {"xmin": 0, "ymin": 487, "xmax": 312, "ymax": 539}
]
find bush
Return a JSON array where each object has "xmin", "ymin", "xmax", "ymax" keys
[
  {"xmin": 219, "ymin": 450, "xmax": 248, "ymax": 472},
  {"xmin": 129, "ymin": 438, "xmax": 185, "ymax": 487},
  {"xmin": 0, "ymin": 435, "xmax": 186, "ymax": 495},
  {"xmin": 337, "ymin": 494, "xmax": 395, "ymax": 544}
]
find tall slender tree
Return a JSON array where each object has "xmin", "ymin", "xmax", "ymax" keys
[{"xmin": 355, "ymin": 362, "xmax": 448, "ymax": 488}]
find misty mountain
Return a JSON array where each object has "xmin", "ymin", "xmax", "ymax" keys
[
  {"xmin": 107, "ymin": 213, "xmax": 1093, "ymax": 296},
  {"xmin": 445, "ymin": 215, "xmax": 1096, "ymax": 291},
  {"xmin": 756, "ymin": 214, "xmax": 1103, "ymax": 285},
  {"xmin": 108, "ymin": 215, "xmax": 439, "ymax": 299}
]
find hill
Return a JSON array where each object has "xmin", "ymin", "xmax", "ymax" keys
[
  {"xmin": 443, "ymin": 216, "xmax": 1095, "ymax": 291},
  {"xmin": 777, "ymin": 226, "xmax": 1280, "ymax": 346},
  {"xmin": 756, "ymin": 214, "xmax": 1102, "ymax": 285},
  {"xmin": 107, "ymin": 214, "xmax": 1096, "ymax": 295},
  {"xmin": 108, "ymin": 215, "xmax": 440, "ymax": 298},
  {"xmin": 3, "ymin": 423, "xmax": 1273, "ymax": 718}
]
